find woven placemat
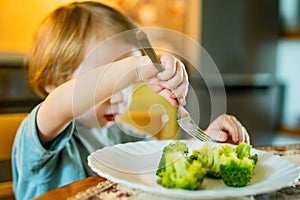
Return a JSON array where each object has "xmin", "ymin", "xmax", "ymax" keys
[
  {"xmin": 256, "ymin": 144, "xmax": 300, "ymax": 167},
  {"xmin": 70, "ymin": 145, "xmax": 300, "ymax": 200}
]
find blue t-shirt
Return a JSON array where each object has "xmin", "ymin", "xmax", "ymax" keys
[{"xmin": 11, "ymin": 104, "xmax": 152, "ymax": 200}]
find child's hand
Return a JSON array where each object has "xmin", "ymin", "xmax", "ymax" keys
[
  {"xmin": 205, "ymin": 114, "xmax": 250, "ymax": 144},
  {"xmin": 140, "ymin": 54, "xmax": 189, "ymax": 107}
]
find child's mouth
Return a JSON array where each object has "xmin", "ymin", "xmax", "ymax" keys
[{"xmin": 104, "ymin": 114, "xmax": 116, "ymax": 121}]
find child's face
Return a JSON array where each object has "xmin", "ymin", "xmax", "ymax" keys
[
  {"xmin": 75, "ymin": 39, "xmax": 142, "ymax": 128},
  {"xmin": 76, "ymin": 86, "xmax": 132, "ymax": 128}
]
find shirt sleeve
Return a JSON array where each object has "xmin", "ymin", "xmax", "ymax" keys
[{"xmin": 12, "ymin": 103, "xmax": 75, "ymax": 176}]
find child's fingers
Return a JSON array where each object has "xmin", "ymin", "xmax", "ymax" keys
[
  {"xmin": 178, "ymin": 97, "xmax": 186, "ymax": 106},
  {"xmin": 207, "ymin": 130, "xmax": 229, "ymax": 142},
  {"xmin": 209, "ymin": 114, "xmax": 240, "ymax": 144},
  {"xmin": 229, "ymin": 116, "xmax": 250, "ymax": 144},
  {"xmin": 224, "ymin": 115, "xmax": 249, "ymax": 144},
  {"xmin": 157, "ymin": 55, "xmax": 177, "ymax": 81},
  {"xmin": 225, "ymin": 115, "xmax": 242, "ymax": 143},
  {"xmin": 159, "ymin": 59, "xmax": 188, "ymax": 105},
  {"xmin": 170, "ymin": 75, "xmax": 188, "ymax": 96},
  {"xmin": 157, "ymin": 89, "xmax": 179, "ymax": 106},
  {"xmin": 169, "ymin": 86, "xmax": 187, "ymax": 107},
  {"xmin": 146, "ymin": 54, "xmax": 189, "ymax": 107},
  {"xmin": 147, "ymin": 77, "xmax": 163, "ymax": 93},
  {"xmin": 206, "ymin": 114, "xmax": 250, "ymax": 144},
  {"xmin": 241, "ymin": 126, "xmax": 250, "ymax": 144},
  {"xmin": 159, "ymin": 60, "xmax": 184, "ymax": 89},
  {"xmin": 215, "ymin": 115, "xmax": 239, "ymax": 143}
]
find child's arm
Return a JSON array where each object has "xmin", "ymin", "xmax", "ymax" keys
[
  {"xmin": 36, "ymin": 55, "xmax": 188, "ymax": 145},
  {"xmin": 36, "ymin": 56, "xmax": 151, "ymax": 145}
]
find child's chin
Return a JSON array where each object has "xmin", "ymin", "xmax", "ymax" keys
[{"xmin": 103, "ymin": 121, "xmax": 115, "ymax": 128}]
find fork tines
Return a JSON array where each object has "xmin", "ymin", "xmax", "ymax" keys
[{"xmin": 190, "ymin": 129, "xmax": 213, "ymax": 142}]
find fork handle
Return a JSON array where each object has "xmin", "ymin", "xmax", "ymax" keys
[
  {"xmin": 136, "ymin": 30, "xmax": 180, "ymax": 105},
  {"xmin": 136, "ymin": 30, "xmax": 164, "ymax": 72}
]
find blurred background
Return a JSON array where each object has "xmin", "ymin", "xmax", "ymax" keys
[
  {"xmin": 1, "ymin": 0, "xmax": 300, "ymax": 145},
  {"xmin": 2, "ymin": 0, "xmax": 300, "ymax": 199}
]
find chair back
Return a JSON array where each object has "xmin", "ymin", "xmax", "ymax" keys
[
  {"xmin": 0, "ymin": 113, "xmax": 27, "ymax": 160},
  {"xmin": 0, "ymin": 113, "xmax": 27, "ymax": 199}
]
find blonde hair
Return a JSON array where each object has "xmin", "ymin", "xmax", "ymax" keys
[{"xmin": 28, "ymin": 1, "xmax": 138, "ymax": 98}]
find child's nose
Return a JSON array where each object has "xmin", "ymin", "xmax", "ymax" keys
[{"xmin": 109, "ymin": 92, "xmax": 123, "ymax": 104}]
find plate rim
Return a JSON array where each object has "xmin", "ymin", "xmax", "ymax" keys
[{"xmin": 88, "ymin": 140, "xmax": 300, "ymax": 199}]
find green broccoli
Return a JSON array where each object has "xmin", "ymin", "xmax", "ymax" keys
[
  {"xmin": 236, "ymin": 142, "xmax": 258, "ymax": 164},
  {"xmin": 157, "ymin": 141, "xmax": 258, "ymax": 189},
  {"xmin": 156, "ymin": 141, "xmax": 207, "ymax": 190},
  {"xmin": 191, "ymin": 142, "xmax": 235, "ymax": 178},
  {"xmin": 156, "ymin": 141, "xmax": 188, "ymax": 176},
  {"xmin": 219, "ymin": 142, "xmax": 258, "ymax": 187},
  {"xmin": 191, "ymin": 142, "xmax": 258, "ymax": 187}
]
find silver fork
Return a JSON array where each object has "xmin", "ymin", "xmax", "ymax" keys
[
  {"xmin": 176, "ymin": 106, "xmax": 213, "ymax": 141},
  {"xmin": 136, "ymin": 30, "xmax": 213, "ymax": 142}
]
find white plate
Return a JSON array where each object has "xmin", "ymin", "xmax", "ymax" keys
[{"xmin": 88, "ymin": 140, "xmax": 300, "ymax": 199}]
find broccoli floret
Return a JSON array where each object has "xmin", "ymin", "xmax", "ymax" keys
[
  {"xmin": 219, "ymin": 142, "xmax": 258, "ymax": 187},
  {"xmin": 156, "ymin": 141, "xmax": 207, "ymax": 190},
  {"xmin": 192, "ymin": 143, "xmax": 235, "ymax": 178},
  {"xmin": 220, "ymin": 156, "xmax": 255, "ymax": 187},
  {"xmin": 204, "ymin": 147, "xmax": 222, "ymax": 178},
  {"xmin": 235, "ymin": 142, "xmax": 258, "ymax": 165},
  {"xmin": 157, "ymin": 141, "xmax": 258, "ymax": 190},
  {"xmin": 191, "ymin": 142, "xmax": 258, "ymax": 187},
  {"xmin": 156, "ymin": 141, "xmax": 188, "ymax": 177}
]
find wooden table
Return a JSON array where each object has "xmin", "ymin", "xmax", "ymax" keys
[
  {"xmin": 34, "ymin": 144, "xmax": 300, "ymax": 200},
  {"xmin": 34, "ymin": 176, "xmax": 106, "ymax": 200}
]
